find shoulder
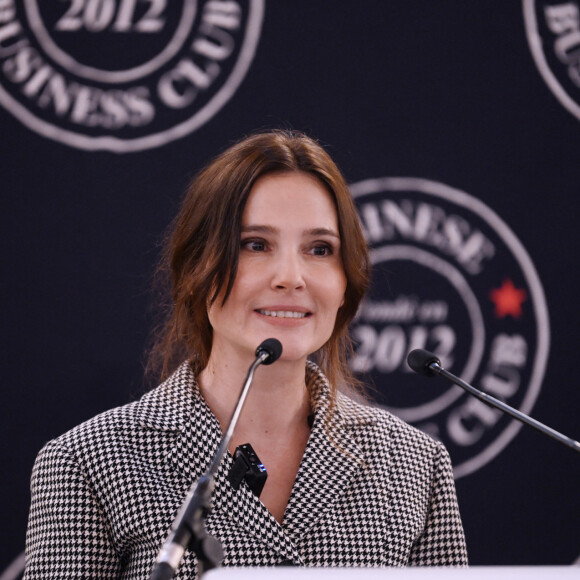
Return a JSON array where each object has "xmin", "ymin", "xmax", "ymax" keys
[
  {"xmin": 307, "ymin": 360, "xmax": 446, "ymax": 460},
  {"xmin": 34, "ymin": 362, "xmax": 197, "ymax": 471},
  {"xmin": 336, "ymin": 390, "xmax": 450, "ymax": 466},
  {"xmin": 34, "ymin": 400, "xmax": 138, "ymax": 468}
]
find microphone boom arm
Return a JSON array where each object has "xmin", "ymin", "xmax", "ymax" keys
[{"xmin": 426, "ymin": 358, "xmax": 580, "ymax": 454}]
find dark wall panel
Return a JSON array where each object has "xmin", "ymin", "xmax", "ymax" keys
[{"xmin": 2, "ymin": 2, "xmax": 579, "ymax": 574}]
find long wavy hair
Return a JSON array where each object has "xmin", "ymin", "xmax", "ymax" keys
[{"xmin": 148, "ymin": 130, "xmax": 371, "ymax": 404}]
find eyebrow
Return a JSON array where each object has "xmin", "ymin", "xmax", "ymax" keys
[{"xmin": 241, "ymin": 225, "xmax": 340, "ymax": 238}]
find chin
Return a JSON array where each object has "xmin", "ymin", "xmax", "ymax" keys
[
  {"xmin": 276, "ymin": 340, "xmax": 323, "ymax": 364},
  {"xmin": 276, "ymin": 351, "xmax": 307, "ymax": 364}
]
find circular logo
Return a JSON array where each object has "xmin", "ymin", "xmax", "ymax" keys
[
  {"xmin": 524, "ymin": 0, "xmax": 580, "ymax": 121},
  {"xmin": 350, "ymin": 177, "xmax": 550, "ymax": 478},
  {"xmin": 0, "ymin": 1, "xmax": 264, "ymax": 152}
]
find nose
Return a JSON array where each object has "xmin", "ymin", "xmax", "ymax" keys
[{"xmin": 271, "ymin": 250, "xmax": 305, "ymax": 291}]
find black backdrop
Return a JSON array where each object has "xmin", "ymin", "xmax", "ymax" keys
[{"xmin": 2, "ymin": 2, "xmax": 580, "ymax": 575}]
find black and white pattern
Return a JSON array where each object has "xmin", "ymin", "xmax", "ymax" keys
[{"xmin": 24, "ymin": 362, "xmax": 468, "ymax": 579}]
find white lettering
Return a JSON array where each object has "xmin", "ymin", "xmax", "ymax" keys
[
  {"xmin": 194, "ymin": 23, "xmax": 237, "ymax": 61},
  {"xmin": 490, "ymin": 334, "xmax": 527, "ymax": 367},
  {"xmin": 545, "ymin": 3, "xmax": 580, "ymax": 87},
  {"xmin": 0, "ymin": 20, "xmax": 19, "ymax": 43},
  {"xmin": 158, "ymin": 58, "xmax": 220, "ymax": 108},
  {"xmin": 71, "ymin": 85, "xmax": 101, "ymax": 126},
  {"xmin": 37, "ymin": 73, "xmax": 73, "ymax": 115},
  {"xmin": 357, "ymin": 199, "xmax": 495, "ymax": 273},
  {"xmin": 3, "ymin": 42, "xmax": 155, "ymax": 128},
  {"xmin": 417, "ymin": 300, "xmax": 448, "ymax": 323},
  {"xmin": 22, "ymin": 63, "xmax": 53, "ymax": 98},
  {"xmin": 447, "ymin": 333, "xmax": 528, "ymax": 446},
  {"xmin": 545, "ymin": 3, "xmax": 579, "ymax": 35},
  {"xmin": 358, "ymin": 296, "xmax": 448, "ymax": 324},
  {"xmin": 479, "ymin": 368, "xmax": 520, "ymax": 399},
  {"xmin": 204, "ymin": 0, "xmax": 242, "ymax": 29},
  {"xmin": 359, "ymin": 296, "xmax": 419, "ymax": 323},
  {"xmin": 157, "ymin": 0, "xmax": 241, "ymax": 109},
  {"xmin": 479, "ymin": 334, "xmax": 527, "ymax": 400},
  {"xmin": 382, "ymin": 199, "xmax": 414, "ymax": 238},
  {"xmin": 456, "ymin": 231, "xmax": 495, "ymax": 273},
  {"xmin": 350, "ymin": 323, "xmax": 456, "ymax": 374},
  {"xmin": 56, "ymin": 0, "xmax": 167, "ymax": 33},
  {"xmin": 359, "ymin": 203, "xmax": 384, "ymax": 242},
  {"xmin": 0, "ymin": 14, "xmax": 27, "ymax": 58},
  {"xmin": 123, "ymin": 86, "xmax": 155, "ymax": 125},
  {"xmin": 0, "ymin": 0, "xmax": 16, "ymax": 23},
  {"xmin": 555, "ymin": 31, "xmax": 580, "ymax": 63},
  {"xmin": 2, "ymin": 46, "xmax": 41, "ymax": 83}
]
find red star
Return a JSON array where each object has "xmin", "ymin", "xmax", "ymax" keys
[{"xmin": 489, "ymin": 279, "xmax": 527, "ymax": 319}]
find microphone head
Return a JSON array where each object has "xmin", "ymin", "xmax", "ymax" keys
[
  {"xmin": 407, "ymin": 349, "xmax": 441, "ymax": 377},
  {"xmin": 255, "ymin": 338, "xmax": 283, "ymax": 365}
]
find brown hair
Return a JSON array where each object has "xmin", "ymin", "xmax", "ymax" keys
[{"xmin": 149, "ymin": 129, "xmax": 370, "ymax": 403}]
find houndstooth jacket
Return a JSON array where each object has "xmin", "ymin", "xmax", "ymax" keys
[{"xmin": 24, "ymin": 361, "xmax": 467, "ymax": 579}]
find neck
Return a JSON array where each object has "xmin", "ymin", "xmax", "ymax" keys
[{"xmin": 198, "ymin": 351, "xmax": 312, "ymax": 438}]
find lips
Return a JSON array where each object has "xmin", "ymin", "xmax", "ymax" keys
[{"xmin": 256, "ymin": 309, "xmax": 311, "ymax": 319}]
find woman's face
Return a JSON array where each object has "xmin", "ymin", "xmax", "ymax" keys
[{"xmin": 208, "ymin": 171, "xmax": 347, "ymax": 364}]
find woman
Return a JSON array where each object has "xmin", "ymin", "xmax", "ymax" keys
[{"xmin": 24, "ymin": 130, "xmax": 468, "ymax": 579}]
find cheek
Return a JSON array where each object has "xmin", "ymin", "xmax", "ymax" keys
[
  {"xmin": 206, "ymin": 287, "xmax": 235, "ymax": 328},
  {"xmin": 324, "ymin": 270, "xmax": 347, "ymax": 312},
  {"xmin": 229, "ymin": 259, "xmax": 258, "ymax": 292},
  {"xmin": 337, "ymin": 269, "xmax": 348, "ymax": 302}
]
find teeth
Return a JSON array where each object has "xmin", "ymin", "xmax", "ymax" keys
[{"xmin": 258, "ymin": 309, "xmax": 307, "ymax": 318}]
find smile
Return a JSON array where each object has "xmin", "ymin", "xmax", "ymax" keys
[{"xmin": 256, "ymin": 309, "xmax": 309, "ymax": 319}]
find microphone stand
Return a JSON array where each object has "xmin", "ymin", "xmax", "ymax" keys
[
  {"xmin": 409, "ymin": 349, "xmax": 580, "ymax": 454},
  {"xmin": 149, "ymin": 344, "xmax": 279, "ymax": 580}
]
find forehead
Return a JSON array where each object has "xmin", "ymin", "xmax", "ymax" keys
[{"xmin": 243, "ymin": 172, "xmax": 339, "ymax": 230}]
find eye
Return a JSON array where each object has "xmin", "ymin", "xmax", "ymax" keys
[
  {"xmin": 310, "ymin": 243, "xmax": 334, "ymax": 256},
  {"xmin": 242, "ymin": 238, "xmax": 267, "ymax": 252}
]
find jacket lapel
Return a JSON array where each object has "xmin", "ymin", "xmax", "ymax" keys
[
  {"xmin": 283, "ymin": 364, "xmax": 377, "ymax": 540},
  {"xmin": 134, "ymin": 362, "xmax": 219, "ymax": 485},
  {"xmin": 134, "ymin": 362, "xmax": 303, "ymax": 563}
]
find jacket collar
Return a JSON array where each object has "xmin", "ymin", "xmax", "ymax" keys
[{"xmin": 134, "ymin": 362, "xmax": 199, "ymax": 432}]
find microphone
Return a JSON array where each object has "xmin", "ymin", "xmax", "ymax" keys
[
  {"xmin": 255, "ymin": 338, "xmax": 283, "ymax": 365},
  {"xmin": 149, "ymin": 338, "xmax": 283, "ymax": 580},
  {"xmin": 407, "ymin": 349, "xmax": 580, "ymax": 454},
  {"xmin": 407, "ymin": 349, "xmax": 441, "ymax": 376}
]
